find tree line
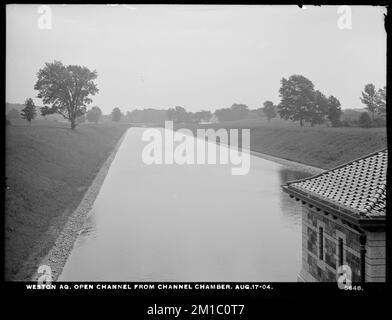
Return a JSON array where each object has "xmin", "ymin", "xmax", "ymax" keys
[
  {"xmin": 358, "ymin": 83, "xmax": 386, "ymax": 127},
  {"xmin": 10, "ymin": 61, "xmax": 386, "ymax": 129},
  {"xmin": 273, "ymin": 74, "xmax": 386, "ymax": 127}
]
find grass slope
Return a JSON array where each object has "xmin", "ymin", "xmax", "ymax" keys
[
  {"xmin": 5, "ymin": 122, "xmax": 129, "ymax": 280},
  {"xmin": 176, "ymin": 120, "xmax": 387, "ymax": 169}
]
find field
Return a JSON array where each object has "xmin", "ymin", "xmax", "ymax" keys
[
  {"xmin": 176, "ymin": 119, "xmax": 387, "ymax": 169},
  {"xmin": 5, "ymin": 121, "xmax": 129, "ymax": 280}
]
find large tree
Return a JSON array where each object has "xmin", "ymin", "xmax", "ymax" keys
[
  {"xmin": 262, "ymin": 101, "xmax": 277, "ymax": 121},
  {"xmin": 20, "ymin": 98, "xmax": 37, "ymax": 125},
  {"xmin": 326, "ymin": 95, "xmax": 342, "ymax": 127},
  {"xmin": 375, "ymin": 86, "xmax": 386, "ymax": 115},
  {"xmin": 277, "ymin": 75, "xmax": 316, "ymax": 127},
  {"xmin": 310, "ymin": 90, "xmax": 329, "ymax": 126},
  {"xmin": 34, "ymin": 61, "xmax": 98, "ymax": 129},
  {"xmin": 86, "ymin": 106, "xmax": 102, "ymax": 124},
  {"xmin": 360, "ymin": 83, "xmax": 377, "ymax": 121}
]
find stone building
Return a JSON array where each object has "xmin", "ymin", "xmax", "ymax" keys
[{"xmin": 282, "ymin": 149, "xmax": 387, "ymax": 282}]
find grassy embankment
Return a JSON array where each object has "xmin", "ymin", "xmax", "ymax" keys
[
  {"xmin": 175, "ymin": 119, "xmax": 387, "ymax": 170},
  {"xmin": 5, "ymin": 118, "xmax": 387, "ymax": 280},
  {"xmin": 5, "ymin": 121, "xmax": 129, "ymax": 280}
]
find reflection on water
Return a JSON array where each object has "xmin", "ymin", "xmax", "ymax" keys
[
  {"xmin": 59, "ymin": 128, "xmax": 312, "ymax": 282},
  {"xmin": 278, "ymin": 169, "xmax": 313, "ymax": 226},
  {"xmin": 278, "ymin": 168, "xmax": 311, "ymax": 183}
]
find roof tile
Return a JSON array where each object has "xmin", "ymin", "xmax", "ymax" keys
[{"xmin": 284, "ymin": 149, "xmax": 387, "ymax": 218}]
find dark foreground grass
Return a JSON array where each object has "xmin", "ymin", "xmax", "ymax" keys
[
  {"xmin": 176, "ymin": 119, "xmax": 387, "ymax": 170},
  {"xmin": 5, "ymin": 122, "xmax": 129, "ymax": 280}
]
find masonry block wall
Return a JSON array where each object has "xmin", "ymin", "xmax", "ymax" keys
[
  {"xmin": 364, "ymin": 231, "xmax": 386, "ymax": 282},
  {"xmin": 299, "ymin": 206, "xmax": 364, "ymax": 282}
]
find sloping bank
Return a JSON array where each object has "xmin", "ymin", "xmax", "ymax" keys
[
  {"xmin": 175, "ymin": 122, "xmax": 387, "ymax": 170},
  {"xmin": 5, "ymin": 123, "xmax": 129, "ymax": 281}
]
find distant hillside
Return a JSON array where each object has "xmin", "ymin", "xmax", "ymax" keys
[{"xmin": 6, "ymin": 102, "xmax": 25, "ymax": 113}]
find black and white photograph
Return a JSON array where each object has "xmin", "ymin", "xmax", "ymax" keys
[{"xmin": 3, "ymin": 3, "xmax": 388, "ymax": 305}]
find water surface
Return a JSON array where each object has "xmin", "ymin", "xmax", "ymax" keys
[{"xmin": 59, "ymin": 128, "xmax": 311, "ymax": 281}]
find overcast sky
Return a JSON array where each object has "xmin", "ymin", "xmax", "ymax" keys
[{"xmin": 6, "ymin": 5, "xmax": 386, "ymax": 114}]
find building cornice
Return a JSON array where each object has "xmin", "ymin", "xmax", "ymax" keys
[{"xmin": 282, "ymin": 185, "xmax": 385, "ymax": 231}]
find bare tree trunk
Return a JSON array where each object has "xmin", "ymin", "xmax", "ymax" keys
[
  {"xmin": 70, "ymin": 118, "xmax": 76, "ymax": 130},
  {"xmin": 300, "ymin": 118, "xmax": 303, "ymax": 127}
]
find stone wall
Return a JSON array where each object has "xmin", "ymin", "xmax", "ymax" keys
[
  {"xmin": 364, "ymin": 231, "xmax": 386, "ymax": 282},
  {"xmin": 300, "ymin": 206, "xmax": 364, "ymax": 282}
]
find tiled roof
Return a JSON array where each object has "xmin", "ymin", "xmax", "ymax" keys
[{"xmin": 283, "ymin": 149, "xmax": 387, "ymax": 219}]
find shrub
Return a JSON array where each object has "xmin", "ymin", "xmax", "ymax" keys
[
  {"xmin": 358, "ymin": 112, "xmax": 372, "ymax": 128},
  {"xmin": 373, "ymin": 117, "xmax": 386, "ymax": 127},
  {"xmin": 340, "ymin": 120, "xmax": 351, "ymax": 127},
  {"xmin": 330, "ymin": 119, "xmax": 342, "ymax": 127}
]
